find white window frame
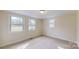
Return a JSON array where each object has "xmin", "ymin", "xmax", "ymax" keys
[
  {"xmin": 49, "ymin": 19, "xmax": 55, "ymax": 28},
  {"xmin": 9, "ymin": 16, "xmax": 24, "ymax": 32},
  {"xmin": 28, "ymin": 18, "xmax": 36, "ymax": 31}
]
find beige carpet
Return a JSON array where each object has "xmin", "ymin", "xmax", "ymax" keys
[{"xmin": 2, "ymin": 36, "xmax": 78, "ymax": 49}]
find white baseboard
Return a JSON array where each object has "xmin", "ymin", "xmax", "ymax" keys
[
  {"xmin": 0, "ymin": 35, "xmax": 42, "ymax": 48},
  {"xmin": 45, "ymin": 35, "xmax": 77, "ymax": 44},
  {"xmin": 0, "ymin": 35, "xmax": 78, "ymax": 48}
]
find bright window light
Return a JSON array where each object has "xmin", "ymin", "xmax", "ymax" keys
[
  {"xmin": 49, "ymin": 19, "xmax": 55, "ymax": 28},
  {"xmin": 10, "ymin": 16, "xmax": 24, "ymax": 32},
  {"xmin": 29, "ymin": 18, "xmax": 36, "ymax": 31}
]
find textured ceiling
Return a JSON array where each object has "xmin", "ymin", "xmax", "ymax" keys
[{"xmin": 6, "ymin": 10, "xmax": 75, "ymax": 19}]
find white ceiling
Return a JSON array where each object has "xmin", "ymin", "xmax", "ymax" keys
[{"xmin": 6, "ymin": 10, "xmax": 75, "ymax": 19}]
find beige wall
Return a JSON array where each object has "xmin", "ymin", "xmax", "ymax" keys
[
  {"xmin": 0, "ymin": 11, "xmax": 42, "ymax": 47},
  {"xmin": 0, "ymin": 11, "xmax": 78, "ymax": 47},
  {"xmin": 0, "ymin": 12, "xmax": 1, "ymax": 40},
  {"xmin": 43, "ymin": 11, "xmax": 77, "ymax": 42},
  {"xmin": 0, "ymin": 11, "xmax": 3, "ymax": 45},
  {"xmin": 77, "ymin": 11, "xmax": 79, "ymax": 46}
]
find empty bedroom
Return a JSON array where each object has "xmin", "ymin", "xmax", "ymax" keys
[{"xmin": 0, "ymin": 10, "xmax": 79, "ymax": 49}]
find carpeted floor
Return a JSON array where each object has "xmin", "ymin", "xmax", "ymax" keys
[{"xmin": 1, "ymin": 36, "xmax": 78, "ymax": 49}]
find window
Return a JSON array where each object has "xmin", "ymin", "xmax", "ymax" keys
[
  {"xmin": 29, "ymin": 18, "xmax": 36, "ymax": 31},
  {"xmin": 10, "ymin": 16, "xmax": 24, "ymax": 32},
  {"xmin": 49, "ymin": 19, "xmax": 55, "ymax": 28}
]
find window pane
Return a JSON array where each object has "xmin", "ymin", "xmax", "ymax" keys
[
  {"xmin": 29, "ymin": 19, "xmax": 36, "ymax": 31},
  {"xmin": 29, "ymin": 19, "xmax": 36, "ymax": 25},
  {"xmin": 49, "ymin": 24, "xmax": 55, "ymax": 28},
  {"xmin": 29, "ymin": 26, "xmax": 36, "ymax": 31},
  {"xmin": 49, "ymin": 19, "xmax": 55, "ymax": 24},
  {"xmin": 18, "ymin": 17, "xmax": 23, "ymax": 24},
  {"xmin": 11, "ymin": 25, "xmax": 23, "ymax": 32},
  {"xmin": 11, "ymin": 16, "xmax": 23, "ymax": 24},
  {"xmin": 10, "ymin": 16, "xmax": 24, "ymax": 32},
  {"xmin": 49, "ymin": 19, "xmax": 55, "ymax": 28},
  {"xmin": 11, "ymin": 16, "xmax": 18, "ymax": 19},
  {"xmin": 29, "ymin": 26, "xmax": 32, "ymax": 31}
]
